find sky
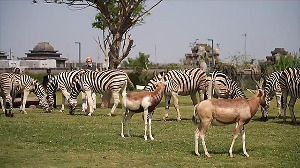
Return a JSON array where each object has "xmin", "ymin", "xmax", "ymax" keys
[{"xmin": 0, "ymin": 0, "xmax": 299, "ymax": 64}]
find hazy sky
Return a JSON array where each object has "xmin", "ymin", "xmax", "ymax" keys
[{"xmin": 0, "ymin": 0, "xmax": 299, "ymax": 64}]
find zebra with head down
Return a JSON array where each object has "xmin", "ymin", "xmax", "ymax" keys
[
  {"xmin": 206, "ymin": 71, "xmax": 245, "ymax": 99},
  {"xmin": 14, "ymin": 74, "xmax": 50, "ymax": 114},
  {"xmin": 46, "ymin": 69, "xmax": 87, "ymax": 112}
]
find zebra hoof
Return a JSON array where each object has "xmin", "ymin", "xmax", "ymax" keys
[{"xmin": 260, "ymin": 117, "xmax": 268, "ymax": 122}]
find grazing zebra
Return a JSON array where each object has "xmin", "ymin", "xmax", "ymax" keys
[
  {"xmin": 46, "ymin": 69, "xmax": 90, "ymax": 112},
  {"xmin": 144, "ymin": 68, "xmax": 207, "ymax": 121},
  {"xmin": 261, "ymin": 71, "xmax": 282, "ymax": 121},
  {"xmin": 206, "ymin": 71, "xmax": 245, "ymax": 99},
  {"xmin": 68, "ymin": 69, "xmax": 132, "ymax": 116},
  {"xmin": 14, "ymin": 74, "xmax": 50, "ymax": 114},
  {"xmin": 0, "ymin": 73, "xmax": 17, "ymax": 117},
  {"xmin": 279, "ymin": 68, "xmax": 300, "ymax": 124}
]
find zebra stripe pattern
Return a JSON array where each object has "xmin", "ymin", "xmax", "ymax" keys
[
  {"xmin": 144, "ymin": 71, "xmax": 166, "ymax": 91},
  {"xmin": 14, "ymin": 74, "xmax": 50, "ymax": 114},
  {"xmin": 69, "ymin": 69, "xmax": 130, "ymax": 116},
  {"xmin": 261, "ymin": 71, "xmax": 282, "ymax": 121},
  {"xmin": 145, "ymin": 68, "xmax": 207, "ymax": 121},
  {"xmin": 0, "ymin": 73, "xmax": 17, "ymax": 117},
  {"xmin": 206, "ymin": 71, "xmax": 245, "ymax": 99},
  {"xmin": 279, "ymin": 68, "xmax": 300, "ymax": 123},
  {"xmin": 46, "ymin": 70, "xmax": 85, "ymax": 112}
]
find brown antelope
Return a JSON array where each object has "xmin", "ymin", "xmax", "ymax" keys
[
  {"xmin": 193, "ymin": 70, "xmax": 266, "ymax": 158},
  {"xmin": 193, "ymin": 89, "xmax": 266, "ymax": 157},
  {"xmin": 121, "ymin": 81, "xmax": 166, "ymax": 140}
]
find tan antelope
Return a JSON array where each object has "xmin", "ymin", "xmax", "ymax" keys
[
  {"xmin": 193, "ymin": 71, "xmax": 266, "ymax": 157},
  {"xmin": 121, "ymin": 81, "xmax": 167, "ymax": 140}
]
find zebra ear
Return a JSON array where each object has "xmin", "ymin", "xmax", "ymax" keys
[{"xmin": 153, "ymin": 70, "xmax": 157, "ymax": 76}]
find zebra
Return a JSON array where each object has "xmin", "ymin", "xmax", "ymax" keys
[
  {"xmin": 144, "ymin": 68, "xmax": 207, "ymax": 121},
  {"xmin": 68, "ymin": 69, "xmax": 132, "ymax": 116},
  {"xmin": 206, "ymin": 71, "xmax": 245, "ymax": 99},
  {"xmin": 0, "ymin": 73, "xmax": 17, "ymax": 117},
  {"xmin": 260, "ymin": 71, "xmax": 282, "ymax": 121},
  {"xmin": 279, "ymin": 68, "xmax": 300, "ymax": 124},
  {"xmin": 46, "ymin": 69, "xmax": 90, "ymax": 112},
  {"xmin": 14, "ymin": 74, "xmax": 50, "ymax": 114}
]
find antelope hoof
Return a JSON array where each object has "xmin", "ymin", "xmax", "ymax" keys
[
  {"xmin": 144, "ymin": 135, "xmax": 148, "ymax": 140},
  {"xmin": 229, "ymin": 153, "xmax": 234, "ymax": 158},
  {"xmin": 244, "ymin": 153, "xmax": 250, "ymax": 157},
  {"xmin": 177, "ymin": 117, "xmax": 181, "ymax": 121},
  {"xmin": 195, "ymin": 152, "xmax": 200, "ymax": 156},
  {"xmin": 205, "ymin": 153, "xmax": 211, "ymax": 158},
  {"xmin": 107, "ymin": 113, "xmax": 112, "ymax": 116},
  {"xmin": 163, "ymin": 115, "xmax": 169, "ymax": 121},
  {"xmin": 121, "ymin": 134, "xmax": 125, "ymax": 138},
  {"xmin": 150, "ymin": 136, "xmax": 154, "ymax": 140}
]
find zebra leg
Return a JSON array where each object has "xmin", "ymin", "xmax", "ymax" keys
[
  {"xmin": 61, "ymin": 93, "xmax": 65, "ymax": 113},
  {"xmin": 199, "ymin": 90, "xmax": 205, "ymax": 102},
  {"xmin": 108, "ymin": 91, "xmax": 120, "ymax": 116},
  {"xmin": 171, "ymin": 92, "xmax": 181, "ymax": 121},
  {"xmin": 20, "ymin": 90, "xmax": 29, "ymax": 114},
  {"xmin": 4, "ymin": 95, "xmax": 13, "ymax": 117},
  {"xmin": 92, "ymin": 92, "xmax": 97, "ymax": 110},
  {"xmin": 275, "ymin": 92, "xmax": 282, "ymax": 118},
  {"xmin": 60, "ymin": 89, "xmax": 70, "ymax": 113},
  {"xmin": 81, "ymin": 92, "xmax": 87, "ymax": 112},
  {"xmin": 0, "ymin": 96, "xmax": 4, "ymax": 113},
  {"xmin": 190, "ymin": 92, "xmax": 198, "ymax": 106},
  {"xmin": 288, "ymin": 96, "xmax": 297, "ymax": 124},
  {"xmin": 85, "ymin": 90, "xmax": 94, "ymax": 116},
  {"xmin": 282, "ymin": 91, "xmax": 288, "ymax": 123},
  {"xmin": 207, "ymin": 80, "xmax": 213, "ymax": 99},
  {"xmin": 163, "ymin": 95, "xmax": 171, "ymax": 120}
]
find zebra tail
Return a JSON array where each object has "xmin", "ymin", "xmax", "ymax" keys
[{"xmin": 126, "ymin": 74, "xmax": 135, "ymax": 90}]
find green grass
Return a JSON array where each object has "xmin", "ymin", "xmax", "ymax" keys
[{"xmin": 1, "ymin": 92, "xmax": 300, "ymax": 168}]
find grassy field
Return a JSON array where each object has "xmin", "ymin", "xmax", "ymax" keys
[{"xmin": 1, "ymin": 92, "xmax": 300, "ymax": 168}]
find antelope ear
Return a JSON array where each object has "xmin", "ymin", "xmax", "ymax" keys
[{"xmin": 258, "ymin": 89, "xmax": 264, "ymax": 96}]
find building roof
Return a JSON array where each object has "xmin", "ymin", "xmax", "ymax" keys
[{"xmin": 30, "ymin": 42, "xmax": 57, "ymax": 53}]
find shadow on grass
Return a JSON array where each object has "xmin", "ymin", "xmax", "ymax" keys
[
  {"xmin": 119, "ymin": 133, "xmax": 152, "ymax": 140},
  {"xmin": 252, "ymin": 116, "xmax": 300, "ymax": 126},
  {"xmin": 153, "ymin": 117, "xmax": 192, "ymax": 122},
  {"xmin": 190, "ymin": 148, "xmax": 254, "ymax": 157}
]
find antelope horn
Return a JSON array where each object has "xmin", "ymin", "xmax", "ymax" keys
[{"xmin": 250, "ymin": 68, "xmax": 260, "ymax": 89}]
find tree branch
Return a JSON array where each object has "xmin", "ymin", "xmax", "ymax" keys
[
  {"xmin": 120, "ymin": 36, "xmax": 134, "ymax": 61},
  {"xmin": 131, "ymin": 0, "xmax": 163, "ymax": 24}
]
